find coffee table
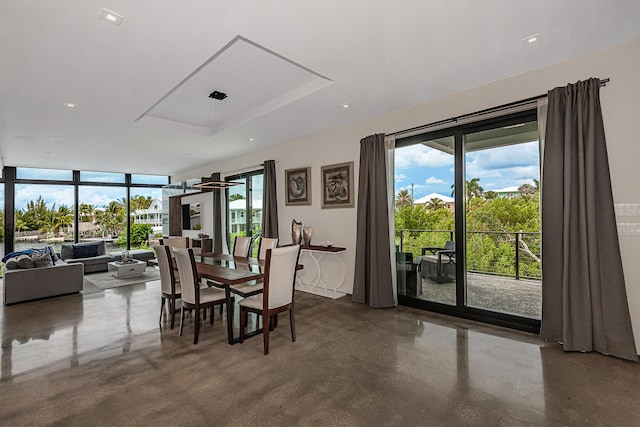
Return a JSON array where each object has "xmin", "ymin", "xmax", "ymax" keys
[{"xmin": 108, "ymin": 260, "xmax": 147, "ymax": 279}]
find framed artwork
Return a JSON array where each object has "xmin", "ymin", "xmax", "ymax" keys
[
  {"xmin": 285, "ymin": 167, "xmax": 311, "ymax": 206},
  {"xmin": 321, "ymin": 161, "xmax": 354, "ymax": 209}
]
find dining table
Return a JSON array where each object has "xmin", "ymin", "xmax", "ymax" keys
[
  {"xmin": 193, "ymin": 254, "xmax": 263, "ymax": 344},
  {"xmin": 194, "ymin": 252, "xmax": 303, "ymax": 344}
]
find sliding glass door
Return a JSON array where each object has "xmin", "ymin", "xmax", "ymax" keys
[
  {"xmin": 394, "ymin": 110, "xmax": 541, "ymax": 331},
  {"xmin": 226, "ymin": 170, "xmax": 263, "ymax": 257}
]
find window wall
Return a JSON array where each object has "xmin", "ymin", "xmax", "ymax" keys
[{"xmin": 2, "ymin": 167, "xmax": 168, "ymax": 255}]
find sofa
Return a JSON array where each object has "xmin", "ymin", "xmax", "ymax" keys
[
  {"xmin": 3, "ymin": 258, "xmax": 84, "ymax": 305},
  {"xmin": 60, "ymin": 241, "xmax": 113, "ymax": 273},
  {"xmin": 59, "ymin": 241, "xmax": 155, "ymax": 272}
]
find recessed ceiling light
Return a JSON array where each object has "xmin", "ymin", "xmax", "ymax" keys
[
  {"xmin": 50, "ymin": 136, "xmax": 61, "ymax": 141},
  {"xmin": 523, "ymin": 33, "xmax": 541, "ymax": 44},
  {"xmin": 64, "ymin": 102, "xmax": 77, "ymax": 108},
  {"xmin": 342, "ymin": 104, "xmax": 350, "ymax": 108},
  {"xmin": 249, "ymin": 138, "xmax": 255, "ymax": 142},
  {"xmin": 99, "ymin": 8, "xmax": 124, "ymax": 26}
]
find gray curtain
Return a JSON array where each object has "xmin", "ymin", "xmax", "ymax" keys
[
  {"xmin": 262, "ymin": 160, "xmax": 278, "ymax": 239},
  {"xmin": 211, "ymin": 172, "xmax": 223, "ymax": 253},
  {"xmin": 353, "ymin": 133, "xmax": 396, "ymax": 308},
  {"xmin": 541, "ymin": 78, "xmax": 637, "ymax": 361}
]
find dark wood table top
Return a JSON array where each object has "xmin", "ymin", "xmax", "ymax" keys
[
  {"xmin": 199, "ymin": 252, "xmax": 264, "ymax": 266},
  {"xmin": 194, "ymin": 262, "xmax": 262, "ymax": 286}
]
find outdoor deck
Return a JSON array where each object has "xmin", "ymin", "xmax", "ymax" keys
[{"xmin": 414, "ymin": 273, "xmax": 541, "ymax": 319}]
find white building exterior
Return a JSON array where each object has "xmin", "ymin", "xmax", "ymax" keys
[{"xmin": 131, "ymin": 197, "xmax": 163, "ymax": 233}]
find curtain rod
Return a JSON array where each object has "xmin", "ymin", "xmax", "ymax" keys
[{"xmin": 390, "ymin": 78, "xmax": 609, "ymax": 138}]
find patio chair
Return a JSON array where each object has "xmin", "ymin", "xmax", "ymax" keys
[{"xmin": 420, "ymin": 241, "xmax": 456, "ymax": 283}]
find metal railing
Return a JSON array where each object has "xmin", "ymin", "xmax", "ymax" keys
[{"xmin": 395, "ymin": 229, "xmax": 541, "ymax": 281}]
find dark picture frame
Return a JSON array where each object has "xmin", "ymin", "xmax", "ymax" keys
[
  {"xmin": 285, "ymin": 167, "xmax": 311, "ymax": 206},
  {"xmin": 321, "ymin": 161, "xmax": 354, "ymax": 209}
]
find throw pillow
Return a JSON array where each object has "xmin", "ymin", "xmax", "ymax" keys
[
  {"xmin": 4, "ymin": 257, "xmax": 19, "ymax": 270},
  {"xmin": 32, "ymin": 252, "xmax": 54, "ymax": 268},
  {"xmin": 72, "ymin": 243, "xmax": 99, "ymax": 259},
  {"xmin": 60, "ymin": 244, "xmax": 74, "ymax": 260},
  {"xmin": 46, "ymin": 245, "xmax": 59, "ymax": 262},
  {"xmin": 16, "ymin": 254, "xmax": 35, "ymax": 269}
]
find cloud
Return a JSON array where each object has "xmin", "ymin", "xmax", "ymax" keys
[
  {"xmin": 425, "ymin": 176, "xmax": 445, "ymax": 184},
  {"xmin": 15, "ymin": 184, "xmax": 75, "ymax": 210},
  {"xmin": 395, "ymin": 145, "xmax": 453, "ymax": 169},
  {"xmin": 395, "ymin": 173, "xmax": 408, "ymax": 183}
]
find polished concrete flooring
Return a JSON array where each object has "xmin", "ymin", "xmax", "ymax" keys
[{"xmin": 1, "ymin": 278, "xmax": 639, "ymax": 426}]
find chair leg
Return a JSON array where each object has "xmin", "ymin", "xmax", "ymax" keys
[
  {"xmin": 210, "ymin": 306, "xmax": 215, "ymax": 325},
  {"xmin": 159, "ymin": 297, "xmax": 165, "ymax": 324},
  {"xmin": 239, "ymin": 307, "xmax": 245, "ymax": 343},
  {"xmin": 179, "ymin": 306, "xmax": 185, "ymax": 336},
  {"xmin": 263, "ymin": 313, "xmax": 270, "ymax": 355},
  {"xmin": 194, "ymin": 308, "xmax": 200, "ymax": 345},
  {"xmin": 290, "ymin": 308, "xmax": 296, "ymax": 342},
  {"xmin": 169, "ymin": 298, "xmax": 176, "ymax": 329}
]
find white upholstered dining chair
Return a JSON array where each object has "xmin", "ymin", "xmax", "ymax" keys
[
  {"xmin": 174, "ymin": 248, "xmax": 230, "ymax": 344},
  {"xmin": 153, "ymin": 245, "xmax": 181, "ymax": 329},
  {"xmin": 238, "ymin": 244, "xmax": 301, "ymax": 355},
  {"xmin": 233, "ymin": 236, "xmax": 252, "ymax": 257},
  {"xmin": 257, "ymin": 237, "xmax": 279, "ymax": 261}
]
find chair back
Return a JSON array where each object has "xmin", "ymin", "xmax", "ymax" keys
[
  {"xmin": 153, "ymin": 245, "xmax": 177, "ymax": 295},
  {"xmin": 160, "ymin": 237, "xmax": 189, "ymax": 256},
  {"xmin": 257, "ymin": 237, "xmax": 279, "ymax": 261},
  {"xmin": 233, "ymin": 236, "xmax": 252, "ymax": 257},
  {"xmin": 263, "ymin": 245, "xmax": 301, "ymax": 309},
  {"xmin": 174, "ymin": 248, "xmax": 198, "ymax": 304}
]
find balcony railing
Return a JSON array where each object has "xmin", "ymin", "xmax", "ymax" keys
[{"xmin": 395, "ymin": 229, "xmax": 541, "ymax": 281}]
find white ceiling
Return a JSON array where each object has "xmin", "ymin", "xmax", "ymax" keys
[{"xmin": 1, "ymin": 0, "xmax": 640, "ymax": 177}]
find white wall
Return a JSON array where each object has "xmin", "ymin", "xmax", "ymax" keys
[{"xmin": 175, "ymin": 39, "xmax": 640, "ymax": 351}]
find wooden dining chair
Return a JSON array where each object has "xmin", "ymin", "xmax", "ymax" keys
[
  {"xmin": 233, "ymin": 236, "xmax": 252, "ymax": 257},
  {"xmin": 153, "ymin": 245, "xmax": 181, "ymax": 329},
  {"xmin": 257, "ymin": 237, "xmax": 279, "ymax": 261},
  {"xmin": 238, "ymin": 245, "xmax": 301, "ymax": 355},
  {"xmin": 174, "ymin": 248, "xmax": 230, "ymax": 344},
  {"xmin": 159, "ymin": 237, "xmax": 189, "ymax": 257}
]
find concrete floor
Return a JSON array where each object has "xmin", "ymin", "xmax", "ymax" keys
[{"xmin": 1, "ymin": 278, "xmax": 639, "ymax": 426}]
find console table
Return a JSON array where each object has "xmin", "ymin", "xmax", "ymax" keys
[{"xmin": 295, "ymin": 245, "xmax": 347, "ymax": 299}]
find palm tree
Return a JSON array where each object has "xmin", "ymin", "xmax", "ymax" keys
[
  {"xmin": 451, "ymin": 178, "xmax": 484, "ymax": 200},
  {"xmin": 467, "ymin": 178, "xmax": 484, "ymax": 199},
  {"xmin": 395, "ymin": 189, "xmax": 413, "ymax": 209},
  {"xmin": 56, "ymin": 205, "xmax": 74, "ymax": 234},
  {"xmin": 79, "ymin": 203, "xmax": 95, "ymax": 223},
  {"xmin": 425, "ymin": 198, "xmax": 446, "ymax": 211}
]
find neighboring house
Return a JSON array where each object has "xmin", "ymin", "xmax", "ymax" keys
[
  {"xmin": 228, "ymin": 199, "xmax": 262, "ymax": 235},
  {"xmin": 414, "ymin": 193, "xmax": 455, "ymax": 211},
  {"xmin": 131, "ymin": 198, "xmax": 163, "ymax": 233},
  {"xmin": 491, "ymin": 186, "xmax": 520, "ymax": 199}
]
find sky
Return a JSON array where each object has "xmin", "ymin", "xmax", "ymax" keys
[
  {"xmin": 395, "ymin": 141, "xmax": 540, "ymax": 200},
  {"xmin": 4, "ymin": 169, "xmax": 167, "ymax": 211}
]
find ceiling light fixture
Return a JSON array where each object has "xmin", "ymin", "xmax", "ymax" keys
[
  {"xmin": 192, "ymin": 91, "xmax": 243, "ymax": 189},
  {"xmin": 249, "ymin": 138, "xmax": 255, "ymax": 141},
  {"xmin": 64, "ymin": 102, "xmax": 77, "ymax": 108},
  {"xmin": 193, "ymin": 173, "xmax": 243, "ymax": 189},
  {"xmin": 99, "ymin": 8, "xmax": 124, "ymax": 26},
  {"xmin": 523, "ymin": 33, "xmax": 541, "ymax": 44},
  {"xmin": 343, "ymin": 104, "xmax": 350, "ymax": 108}
]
